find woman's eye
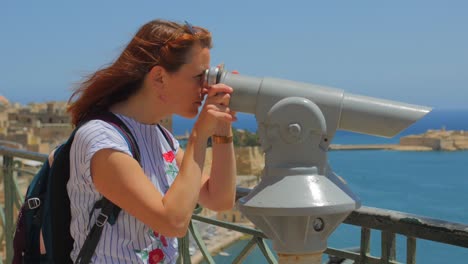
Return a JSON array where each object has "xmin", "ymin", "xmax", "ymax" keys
[{"xmin": 194, "ymin": 74, "xmax": 204, "ymax": 86}]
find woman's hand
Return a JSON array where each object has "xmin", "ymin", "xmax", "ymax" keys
[{"xmin": 193, "ymin": 83, "xmax": 237, "ymax": 139}]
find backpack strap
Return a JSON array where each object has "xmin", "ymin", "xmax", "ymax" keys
[
  {"xmin": 157, "ymin": 124, "xmax": 176, "ymax": 152},
  {"xmin": 75, "ymin": 112, "xmax": 141, "ymax": 264},
  {"xmin": 74, "ymin": 200, "xmax": 118, "ymax": 264},
  {"xmin": 89, "ymin": 111, "xmax": 141, "ymax": 162}
]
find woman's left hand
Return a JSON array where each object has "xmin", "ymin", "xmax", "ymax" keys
[
  {"xmin": 211, "ymin": 70, "xmax": 239, "ymax": 136},
  {"xmin": 194, "ymin": 83, "xmax": 236, "ymax": 139}
]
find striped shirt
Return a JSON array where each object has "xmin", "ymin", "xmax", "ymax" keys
[{"xmin": 67, "ymin": 114, "xmax": 180, "ymax": 263}]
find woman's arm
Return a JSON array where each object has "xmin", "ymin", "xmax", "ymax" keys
[
  {"xmin": 91, "ymin": 130, "xmax": 208, "ymax": 238},
  {"xmin": 175, "ymin": 130, "xmax": 237, "ymax": 212},
  {"xmin": 204, "ymin": 129, "xmax": 237, "ymax": 211}
]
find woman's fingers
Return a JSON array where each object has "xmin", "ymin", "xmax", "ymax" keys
[
  {"xmin": 207, "ymin": 110, "xmax": 237, "ymax": 122},
  {"xmin": 205, "ymin": 105, "xmax": 236, "ymax": 122},
  {"xmin": 205, "ymin": 83, "xmax": 233, "ymax": 97},
  {"xmin": 206, "ymin": 93, "xmax": 231, "ymax": 106}
]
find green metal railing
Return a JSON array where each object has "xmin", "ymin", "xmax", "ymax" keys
[{"xmin": 1, "ymin": 146, "xmax": 468, "ymax": 263}]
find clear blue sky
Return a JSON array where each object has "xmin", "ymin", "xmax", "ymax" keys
[{"xmin": 1, "ymin": 1, "xmax": 467, "ymax": 110}]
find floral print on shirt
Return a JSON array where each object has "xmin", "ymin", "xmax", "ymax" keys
[
  {"xmin": 135, "ymin": 231, "xmax": 175, "ymax": 264},
  {"xmin": 163, "ymin": 150, "xmax": 178, "ymax": 181},
  {"xmin": 134, "ymin": 150, "xmax": 179, "ymax": 263}
]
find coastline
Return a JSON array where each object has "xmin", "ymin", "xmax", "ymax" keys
[{"xmin": 329, "ymin": 144, "xmax": 433, "ymax": 151}]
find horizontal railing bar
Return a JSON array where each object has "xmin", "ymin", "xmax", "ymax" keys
[
  {"xmin": 192, "ymin": 215, "xmax": 267, "ymax": 238},
  {"xmin": 345, "ymin": 206, "xmax": 468, "ymax": 248},
  {"xmin": 0, "ymin": 146, "xmax": 47, "ymax": 162},
  {"xmin": 325, "ymin": 247, "xmax": 401, "ymax": 264},
  {"xmin": 9, "ymin": 168, "xmax": 38, "ymax": 176}
]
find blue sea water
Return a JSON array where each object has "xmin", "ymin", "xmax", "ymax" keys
[{"xmin": 176, "ymin": 109, "xmax": 468, "ymax": 263}]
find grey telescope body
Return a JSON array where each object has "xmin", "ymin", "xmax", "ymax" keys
[
  {"xmin": 206, "ymin": 69, "xmax": 430, "ymax": 140},
  {"xmin": 204, "ymin": 66, "xmax": 431, "ymax": 255}
]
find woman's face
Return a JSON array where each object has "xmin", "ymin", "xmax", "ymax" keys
[{"xmin": 164, "ymin": 44, "xmax": 210, "ymax": 118}]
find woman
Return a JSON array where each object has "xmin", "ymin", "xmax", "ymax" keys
[{"xmin": 66, "ymin": 19, "xmax": 237, "ymax": 263}]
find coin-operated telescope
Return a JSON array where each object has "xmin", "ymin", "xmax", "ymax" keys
[{"xmin": 203, "ymin": 66, "xmax": 431, "ymax": 263}]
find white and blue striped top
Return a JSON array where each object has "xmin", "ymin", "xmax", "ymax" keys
[{"xmin": 67, "ymin": 114, "xmax": 180, "ymax": 263}]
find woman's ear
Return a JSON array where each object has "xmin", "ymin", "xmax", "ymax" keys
[
  {"xmin": 149, "ymin": 65, "xmax": 165, "ymax": 87},
  {"xmin": 149, "ymin": 66, "xmax": 169, "ymax": 103}
]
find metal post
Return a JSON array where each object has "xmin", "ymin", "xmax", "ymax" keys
[
  {"xmin": 278, "ymin": 252, "xmax": 322, "ymax": 264},
  {"xmin": 381, "ymin": 231, "xmax": 396, "ymax": 263},
  {"xmin": 360, "ymin": 227, "xmax": 371, "ymax": 264},
  {"xmin": 407, "ymin": 236, "xmax": 416, "ymax": 264},
  {"xmin": 3, "ymin": 155, "xmax": 14, "ymax": 264},
  {"xmin": 177, "ymin": 233, "xmax": 192, "ymax": 264}
]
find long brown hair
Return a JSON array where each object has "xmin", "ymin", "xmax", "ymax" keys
[{"xmin": 67, "ymin": 19, "xmax": 212, "ymax": 125}]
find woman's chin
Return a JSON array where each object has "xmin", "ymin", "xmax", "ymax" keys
[{"xmin": 180, "ymin": 110, "xmax": 198, "ymax": 119}]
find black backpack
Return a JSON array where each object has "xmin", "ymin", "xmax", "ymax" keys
[{"xmin": 12, "ymin": 112, "xmax": 142, "ymax": 264}]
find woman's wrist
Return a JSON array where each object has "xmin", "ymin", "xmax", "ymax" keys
[
  {"xmin": 213, "ymin": 123, "xmax": 232, "ymax": 137},
  {"xmin": 212, "ymin": 123, "xmax": 233, "ymax": 145},
  {"xmin": 212, "ymin": 135, "xmax": 233, "ymax": 144}
]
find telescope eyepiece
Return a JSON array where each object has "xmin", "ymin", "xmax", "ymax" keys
[{"xmin": 203, "ymin": 65, "xmax": 225, "ymax": 87}]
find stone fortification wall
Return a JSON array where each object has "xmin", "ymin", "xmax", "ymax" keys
[
  {"xmin": 452, "ymin": 135, "xmax": 468, "ymax": 149},
  {"xmin": 234, "ymin": 146, "xmax": 264, "ymax": 176},
  {"xmin": 400, "ymin": 136, "xmax": 441, "ymax": 149},
  {"xmin": 399, "ymin": 130, "xmax": 468, "ymax": 151}
]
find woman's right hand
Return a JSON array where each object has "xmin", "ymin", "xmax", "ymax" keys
[{"xmin": 193, "ymin": 83, "xmax": 236, "ymax": 139}]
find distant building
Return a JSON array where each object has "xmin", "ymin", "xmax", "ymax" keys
[
  {"xmin": 8, "ymin": 102, "xmax": 71, "ymax": 126},
  {"xmin": 2, "ymin": 101, "xmax": 72, "ymax": 153},
  {"xmin": 0, "ymin": 98, "xmax": 173, "ymax": 153}
]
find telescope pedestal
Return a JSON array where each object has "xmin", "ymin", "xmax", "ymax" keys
[
  {"xmin": 238, "ymin": 97, "xmax": 360, "ymax": 256},
  {"xmin": 278, "ymin": 252, "xmax": 322, "ymax": 264}
]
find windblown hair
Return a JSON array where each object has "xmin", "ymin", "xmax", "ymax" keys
[{"xmin": 67, "ymin": 19, "xmax": 212, "ymax": 125}]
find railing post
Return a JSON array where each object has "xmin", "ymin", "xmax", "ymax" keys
[
  {"xmin": 407, "ymin": 236, "xmax": 416, "ymax": 264},
  {"xmin": 381, "ymin": 231, "xmax": 396, "ymax": 264},
  {"xmin": 359, "ymin": 227, "xmax": 371, "ymax": 264},
  {"xmin": 177, "ymin": 230, "xmax": 192, "ymax": 264},
  {"xmin": 188, "ymin": 220, "xmax": 215, "ymax": 264},
  {"xmin": 3, "ymin": 155, "xmax": 14, "ymax": 264}
]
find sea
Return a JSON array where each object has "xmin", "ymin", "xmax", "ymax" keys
[{"xmin": 173, "ymin": 109, "xmax": 468, "ymax": 264}]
